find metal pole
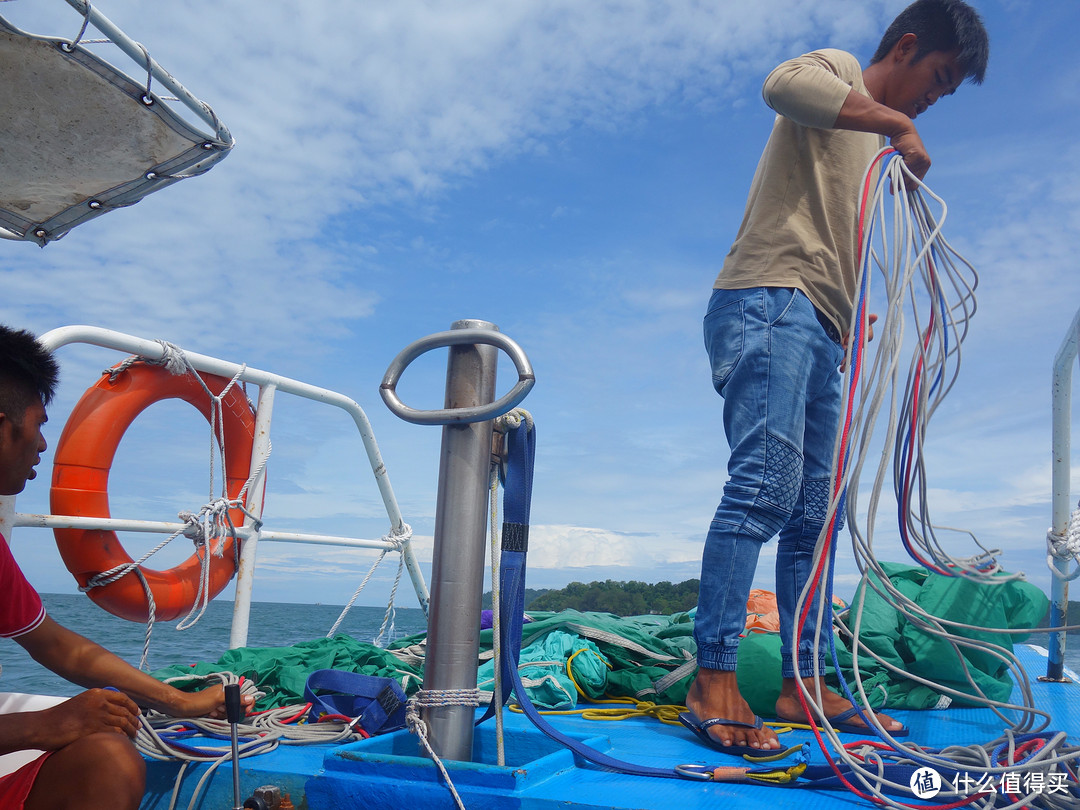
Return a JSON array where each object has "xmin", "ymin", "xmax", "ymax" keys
[
  {"xmin": 1046, "ymin": 306, "xmax": 1080, "ymax": 681},
  {"xmin": 422, "ymin": 320, "xmax": 499, "ymax": 762}
]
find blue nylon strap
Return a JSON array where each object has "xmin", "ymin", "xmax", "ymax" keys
[
  {"xmin": 475, "ymin": 419, "xmax": 532, "ymax": 726},
  {"xmin": 798, "ymin": 762, "xmax": 964, "ymax": 796},
  {"xmin": 303, "ymin": 668, "xmax": 407, "ymax": 734},
  {"xmin": 478, "ymin": 418, "xmax": 677, "ymax": 778}
]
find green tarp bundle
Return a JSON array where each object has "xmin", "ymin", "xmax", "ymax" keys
[
  {"xmin": 831, "ymin": 562, "xmax": 1048, "ymax": 709},
  {"xmin": 472, "ymin": 609, "xmax": 698, "ymax": 708},
  {"xmin": 152, "ymin": 609, "xmax": 699, "ymax": 712}
]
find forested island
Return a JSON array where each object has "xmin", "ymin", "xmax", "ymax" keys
[
  {"xmin": 484, "ymin": 579, "xmax": 699, "ymax": 616},
  {"xmin": 1036, "ymin": 600, "xmax": 1080, "ymax": 634},
  {"xmin": 481, "ymin": 582, "xmax": 1074, "ymax": 632}
]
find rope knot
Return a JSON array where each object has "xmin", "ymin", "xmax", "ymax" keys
[
  {"xmin": 1047, "ymin": 505, "xmax": 1080, "ymax": 581},
  {"xmin": 154, "ymin": 340, "xmax": 188, "ymax": 375},
  {"xmin": 180, "ymin": 498, "xmax": 236, "ymax": 553},
  {"xmin": 384, "ymin": 522, "xmax": 413, "ymax": 552},
  {"xmin": 494, "ymin": 407, "xmax": 534, "ymax": 434}
]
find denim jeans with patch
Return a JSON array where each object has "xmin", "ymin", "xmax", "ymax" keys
[{"xmin": 694, "ymin": 286, "xmax": 845, "ymax": 679}]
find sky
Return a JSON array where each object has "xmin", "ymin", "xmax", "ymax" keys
[{"xmin": 0, "ymin": 0, "xmax": 1077, "ymax": 624}]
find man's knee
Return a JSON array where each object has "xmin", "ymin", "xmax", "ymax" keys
[
  {"xmin": 28, "ymin": 733, "xmax": 145, "ymax": 810},
  {"xmin": 803, "ymin": 478, "xmax": 844, "ymax": 531}
]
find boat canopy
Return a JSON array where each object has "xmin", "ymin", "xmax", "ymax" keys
[{"xmin": 0, "ymin": 5, "xmax": 232, "ymax": 246}]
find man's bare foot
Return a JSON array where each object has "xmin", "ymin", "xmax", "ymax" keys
[
  {"xmin": 684, "ymin": 668, "xmax": 781, "ymax": 750},
  {"xmin": 775, "ymin": 676, "xmax": 906, "ymax": 734}
]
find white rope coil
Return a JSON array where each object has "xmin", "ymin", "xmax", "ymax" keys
[
  {"xmin": 1046, "ymin": 504, "xmax": 1080, "ymax": 581},
  {"xmin": 140, "ymin": 672, "xmax": 362, "ymax": 810}
]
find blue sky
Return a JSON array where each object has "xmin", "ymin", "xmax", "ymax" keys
[{"xmin": 1, "ymin": 0, "xmax": 1077, "ymax": 617}]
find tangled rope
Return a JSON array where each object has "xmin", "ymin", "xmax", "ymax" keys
[
  {"xmin": 788, "ymin": 149, "xmax": 1080, "ymax": 809},
  {"xmin": 326, "ymin": 522, "xmax": 412, "ymax": 643},
  {"xmin": 137, "ymin": 672, "xmax": 364, "ymax": 810}
]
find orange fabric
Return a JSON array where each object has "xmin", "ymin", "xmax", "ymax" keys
[
  {"xmin": 0, "ymin": 752, "xmax": 51, "ymax": 808},
  {"xmin": 743, "ymin": 589, "xmax": 847, "ymax": 634},
  {"xmin": 744, "ymin": 589, "xmax": 780, "ymax": 633}
]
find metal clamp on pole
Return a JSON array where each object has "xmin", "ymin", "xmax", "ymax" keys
[{"xmin": 381, "ymin": 320, "xmax": 534, "ymax": 763}]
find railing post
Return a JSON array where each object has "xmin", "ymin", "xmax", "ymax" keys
[
  {"xmin": 229, "ymin": 383, "xmax": 275, "ymax": 649},
  {"xmin": 1045, "ymin": 307, "xmax": 1080, "ymax": 681},
  {"xmin": 422, "ymin": 320, "xmax": 499, "ymax": 761},
  {"xmin": 0, "ymin": 497, "xmax": 14, "ymax": 546}
]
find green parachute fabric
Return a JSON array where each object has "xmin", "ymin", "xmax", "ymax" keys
[
  {"xmin": 395, "ymin": 609, "xmax": 698, "ymax": 709},
  {"xmin": 831, "ymin": 563, "xmax": 1049, "ymax": 709},
  {"xmin": 152, "ymin": 634, "xmax": 423, "ymax": 711},
  {"xmin": 486, "ymin": 609, "xmax": 698, "ymax": 707},
  {"xmin": 153, "ymin": 610, "xmax": 699, "ymax": 712},
  {"xmin": 476, "ymin": 629, "xmax": 609, "ymax": 710}
]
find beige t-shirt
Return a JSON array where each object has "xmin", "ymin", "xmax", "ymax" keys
[{"xmin": 714, "ymin": 49, "xmax": 884, "ymax": 336}]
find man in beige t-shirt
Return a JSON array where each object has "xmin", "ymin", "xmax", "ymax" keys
[{"xmin": 682, "ymin": 0, "xmax": 989, "ymax": 754}]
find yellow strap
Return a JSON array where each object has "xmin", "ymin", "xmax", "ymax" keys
[{"xmin": 511, "ymin": 648, "xmax": 797, "ymax": 738}]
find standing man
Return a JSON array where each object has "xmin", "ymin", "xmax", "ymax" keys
[
  {"xmin": 0, "ymin": 323, "xmax": 236, "ymax": 809},
  {"xmin": 682, "ymin": 0, "xmax": 989, "ymax": 753}
]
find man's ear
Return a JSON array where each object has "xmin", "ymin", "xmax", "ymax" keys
[{"xmin": 894, "ymin": 32, "xmax": 919, "ymax": 63}]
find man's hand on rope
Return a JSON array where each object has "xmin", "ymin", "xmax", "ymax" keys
[
  {"xmin": 890, "ymin": 126, "xmax": 930, "ymax": 189},
  {"xmin": 170, "ymin": 682, "xmax": 255, "ymax": 720}
]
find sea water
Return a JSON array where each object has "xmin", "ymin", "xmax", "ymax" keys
[
  {"xmin": 0, "ymin": 593, "xmax": 428, "ymax": 696},
  {"xmin": 1, "ymin": 594, "xmax": 1078, "ymax": 697}
]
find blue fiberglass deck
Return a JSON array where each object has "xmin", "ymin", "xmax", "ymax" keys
[{"xmin": 141, "ymin": 645, "xmax": 1080, "ymax": 810}]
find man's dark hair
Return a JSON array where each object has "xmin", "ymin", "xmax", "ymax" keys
[
  {"xmin": 871, "ymin": 0, "xmax": 989, "ymax": 84},
  {"xmin": 0, "ymin": 324, "xmax": 60, "ymax": 421}
]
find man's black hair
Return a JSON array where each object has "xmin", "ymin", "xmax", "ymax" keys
[
  {"xmin": 871, "ymin": 0, "xmax": 989, "ymax": 84},
  {"xmin": 0, "ymin": 324, "xmax": 60, "ymax": 421}
]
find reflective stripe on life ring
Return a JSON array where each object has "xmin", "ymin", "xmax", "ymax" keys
[{"xmin": 50, "ymin": 362, "xmax": 256, "ymax": 622}]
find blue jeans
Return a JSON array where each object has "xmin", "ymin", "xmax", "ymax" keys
[{"xmin": 694, "ymin": 287, "xmax": 845, "ymax": 679}]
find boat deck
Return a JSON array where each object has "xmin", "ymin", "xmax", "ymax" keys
[{"xmin": 141, "ymin": 644, "xmax": 1080, "ymax": 810}]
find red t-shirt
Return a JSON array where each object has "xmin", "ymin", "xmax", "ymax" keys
[{"xmin": 0, "ymin": 536, "xmax": 45, "ymax": 638}]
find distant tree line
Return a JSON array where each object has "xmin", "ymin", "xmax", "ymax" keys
[
  {"xmin": 1035, "ymin": 600, "xmax": 1080, "ymax": 635},
  {"xmin": 481, "ymin": 588, "xmax": 551, "ymax": 610},
  {"xmin": 526, "ymin": 579, "xmax": 700, "ymax": 616}
]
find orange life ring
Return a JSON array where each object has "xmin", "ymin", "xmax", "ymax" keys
[{"xmin": 50, "ymin": 362, "xmax": 256, "ymax": 622}]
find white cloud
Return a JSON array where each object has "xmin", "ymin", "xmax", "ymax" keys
[{"xmin": 524, "ymin": 524, "xmax": 701, "ymax": 569}]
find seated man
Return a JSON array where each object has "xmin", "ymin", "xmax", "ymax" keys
[{"xmin": 0, "ymin": 323, "xmax": 238, "ymax": 810}]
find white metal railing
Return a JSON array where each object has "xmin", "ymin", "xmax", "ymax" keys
[
  {"xmin": 0, "ymin": 325, "xmax": 429, "ymax": 648},
  {"xmin": 1047, "ymin": 305, "xmax": 1080, "ymax": 678}
]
